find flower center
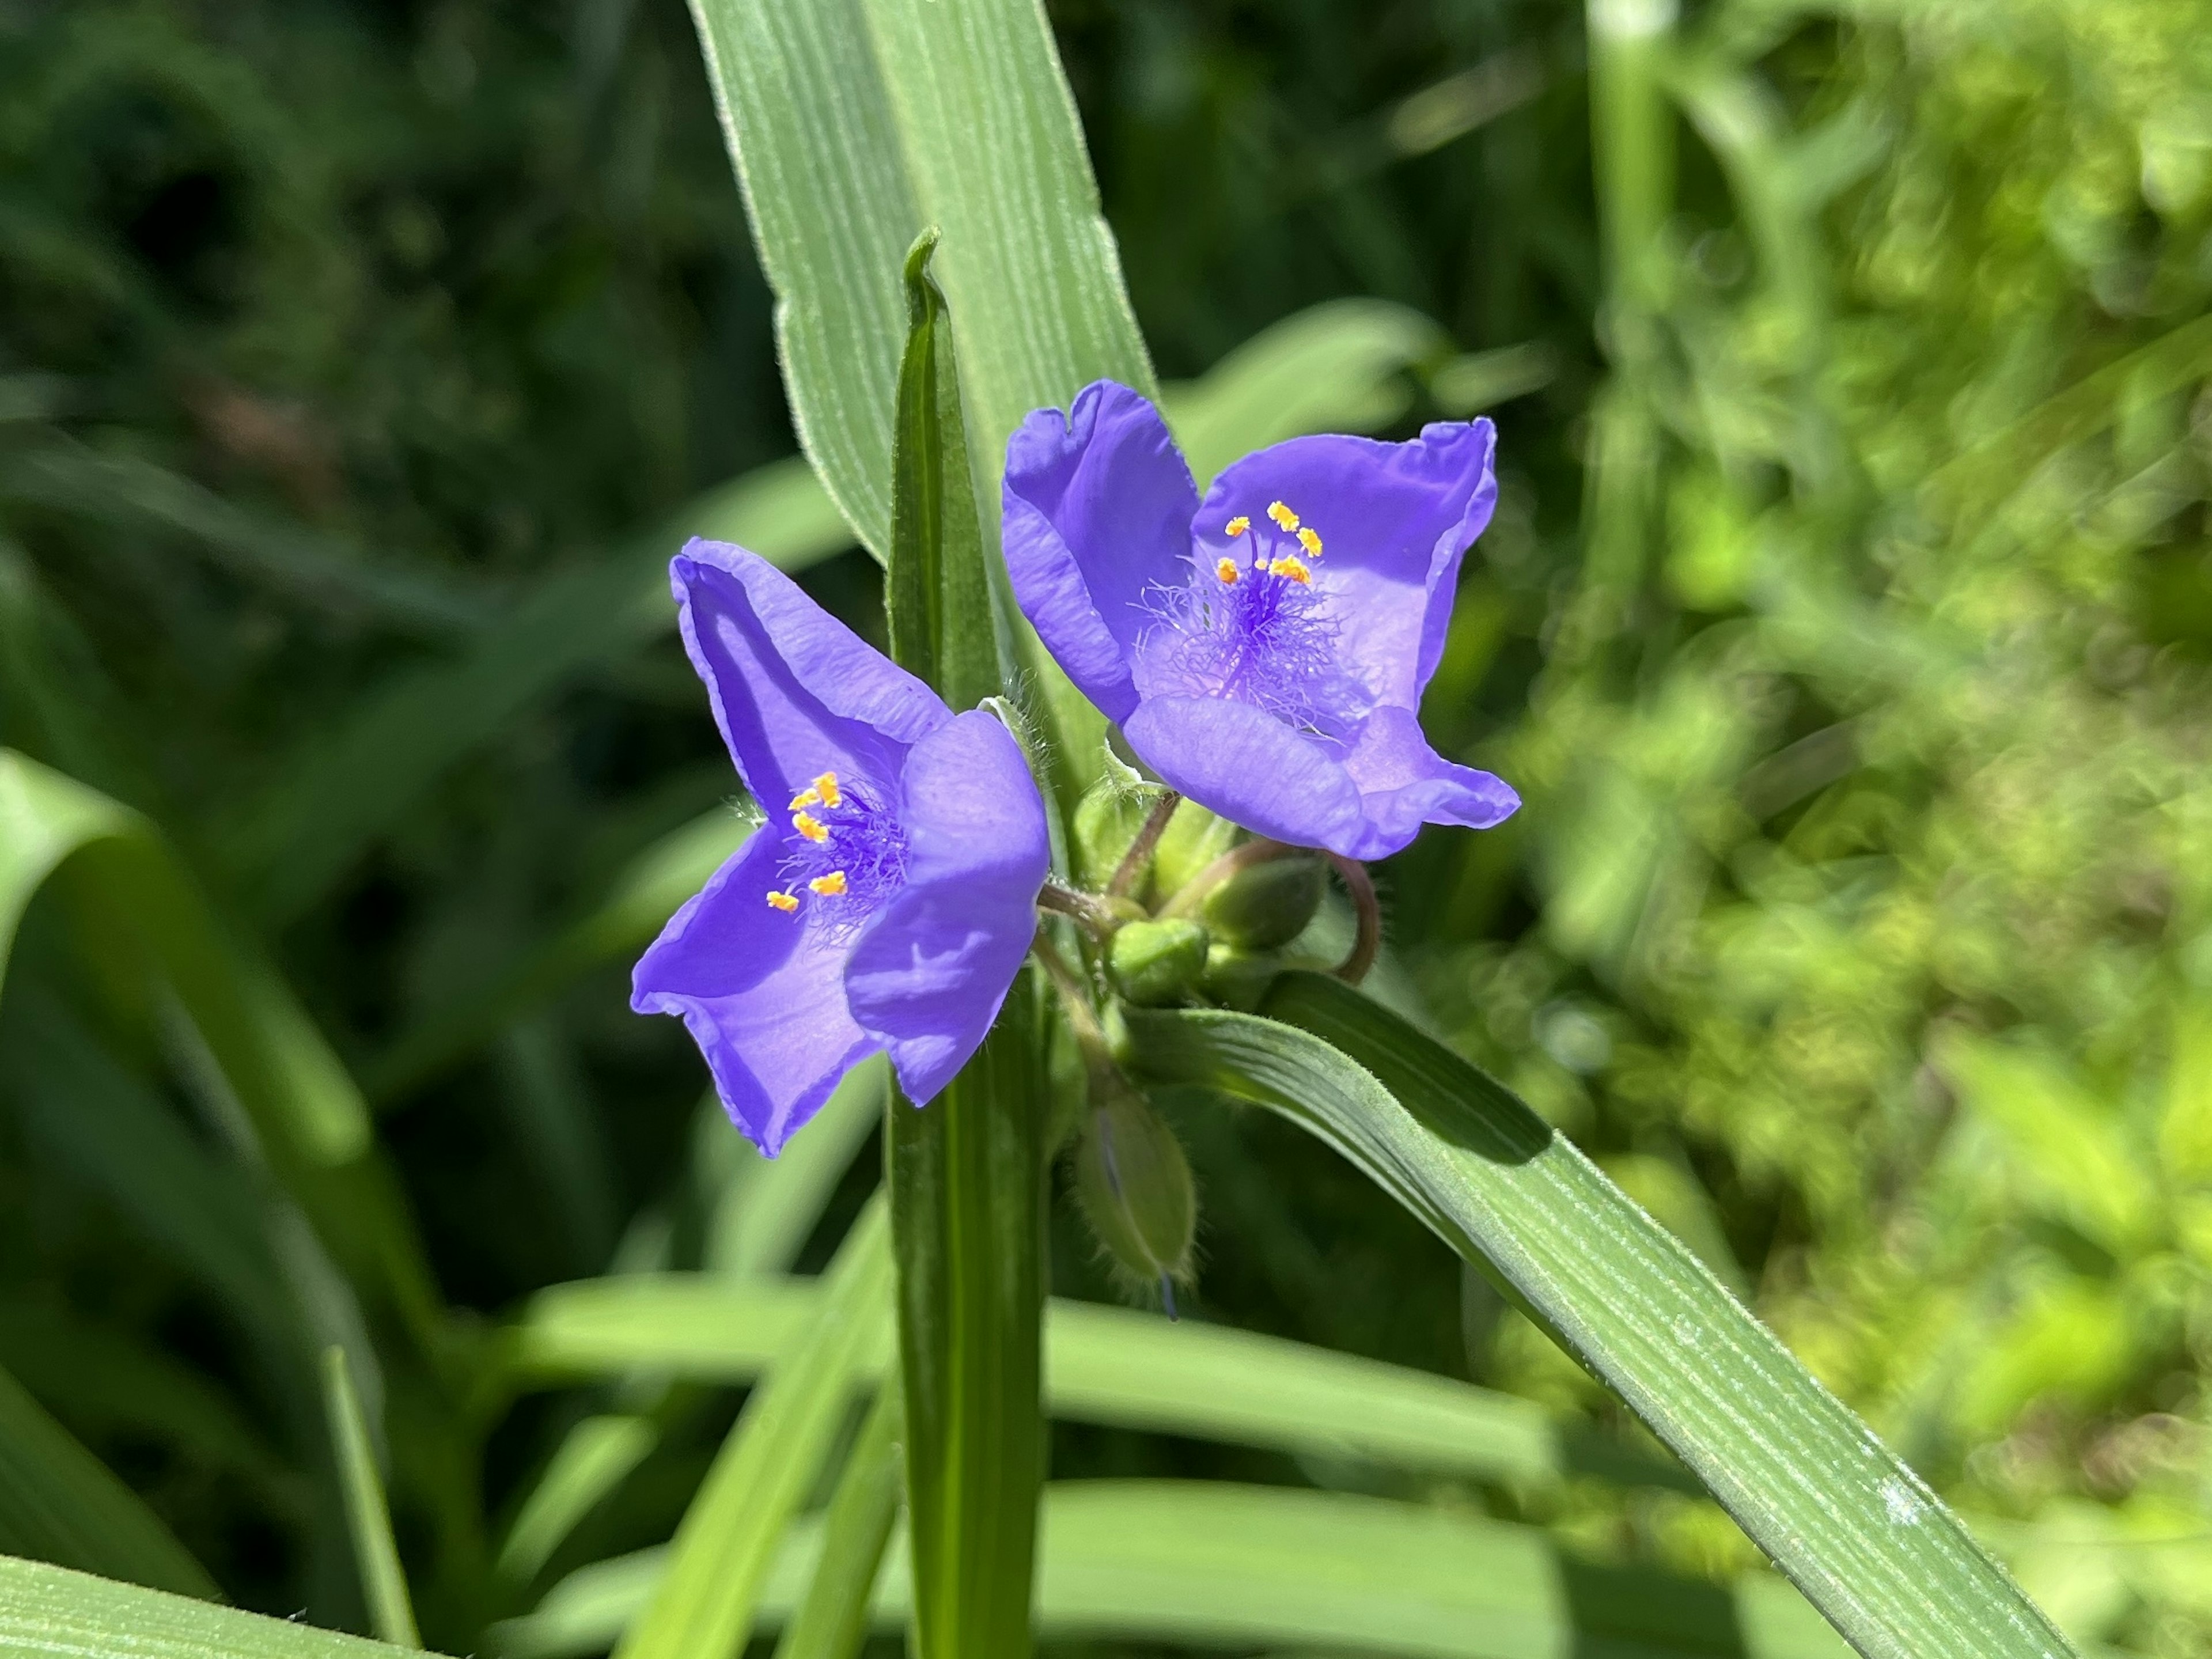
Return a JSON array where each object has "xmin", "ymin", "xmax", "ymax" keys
[
  {"xmin": 763, "ymin": 770, "xmax": 909, "ymax": 934},
  {"xmin": 1134, "ymin": 499, "xmax": 1366, "ymax": 738}
]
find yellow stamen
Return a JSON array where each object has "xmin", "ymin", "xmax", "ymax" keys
[
  {"xmin": 1225, "ymin": 514, "xmax": 1250, "ymax": 537},
  {"xmin": 792, "ymin": 811, "xmax": 829, "ymax": 843},
  {"xmin": 789, "ymin": 786, "xmax": 821, "ymax": 810},
  {"xmin": 809, "ymin": 870, "xmax": 848, "ymax": 896},
  {"xmin": 1268, "ymin": 555, "xmax": 1312, "ymax": 585},
  {"xmin": 766, "ymin": 889, "xmax": 800, "ymax": 912},
  {"xmin": 1297, "ymin": 525, "xmax": 1323, "ymax": 559},
  {"xmin": 1266, "ymin": 500, "xmax": 1299, "ymax": 532},
  {"xmin": 1215, "ymin": 556, "xmax": 1240, "ymax": 584},
  {"xmin": 812, "ymin": 771, "xmax": 842, "ymax": 809}
]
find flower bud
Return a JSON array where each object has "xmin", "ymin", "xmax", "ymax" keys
[
  {"xmin": 1150, "ymin": 800, "xmax": 1238, "ymax": 897},
  {"xmin": 1073, "ymin": 1071, "xmax": 1196, "ymax": 1297},
  {"xmin": 1107, "ymin": 917, "xmax": 1209, "ymax": 1006},
  {"xmin": 1200, "ymin": 854, "xmax": 1323, "ymax": 950},
  {"xmin": 1201, "ymin": 941, "xmax": 1280, "ymax": 1011},
  {"xmin": 1070, "ymin": 782, "xmax": 1155, "ymax": 891}
]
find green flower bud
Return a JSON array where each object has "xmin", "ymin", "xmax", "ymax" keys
[
  {"xmin": 1150, "ymin": 799, "xmax": 1238, "ymax": 897},
  {"xmin": 1201, "ymin": 940, "xmax": 1281, "ymax": 1011},
  {"xmin": 1200, "ymin": 854, "xmax": 1324, "ymax": 950},
  {"xmin": 1070, "ymin": 782, "xmax": 1156, "ymax": 891},
  {"xmin": 1107, "ymin": 917, "xmax": 1209, "ymax": 1006},
  {"xmin": 1073, "ymin": 1071, "xmax": 1196, "ymax": 1299}
]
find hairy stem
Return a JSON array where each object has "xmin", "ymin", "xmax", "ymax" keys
[
  {"xmin": 1036, "ymin": 880, "xmax": 1117, "ymax": 939},
  {"xmin": 1325, "ymin": 853, "xmax": 1380, "ymax": 986},
  {"xmin": 1107, "ymin": 790, "xmax": 1181, "ymax": 899},
  {"xmin": 1157, "ymin": 837, "xmax": 1302, "ymax": 919},
  {"xmin": 1029, "ymin": 929, "xmax": 1108, "ymax": 1058}
]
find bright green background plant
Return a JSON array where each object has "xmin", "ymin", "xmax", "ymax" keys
[{"xmin": 0, "ymin": 0, "xmax": 2207, "ymax": 1656}]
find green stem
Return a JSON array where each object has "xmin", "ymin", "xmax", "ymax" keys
[{"xmin": 1107, "ymin": 790, "xmax": 1181, "ymax": 899}]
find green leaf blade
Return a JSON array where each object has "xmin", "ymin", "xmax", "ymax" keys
[
  {"xmin": 320, "ymin": 1349, "xmax": 418, "ymax": 1649},
  {"xmin": 886, "ymin": 229, "xmax": 1001, "ymax": 712},
  {"xmin": 612, "ymin": 1201, "xmax": 891, "ymax": 1659},
  {"xmin": 887, "ymin": 979, "xmax": 1047, "ymax": 1659},
  {"xmin": 0, "ymin": 1555, "xmax": 446, "ymax": 1659},
  {"xmin": 0, "ymin": 1363, "xmax": 217, "ymax": 1601},
  {"xmin": 1125, "ymin": 974, "xmax": 2079, "ymax": 1659}
]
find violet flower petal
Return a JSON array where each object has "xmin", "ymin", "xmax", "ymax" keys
[
  {"xmin": 1338, "ymin": 704, "xmax": 1521, "ymax": 860},
  {"xmin": 1193, "ymin": 421, "xmax": 1497, "ymax": 711},
  {"xmin": 843, "ymin": 710, "xmax": 1050, "ymax": 1104},
  {"xmin": 1003, "ymin": 381, "xmax": 1198, "ymax": 723},
  {"xmin": 672, "ymin": 539, "xmax": 949, "ymax": 804},
  {"xmin": 1122, "ymin": 695, "xmax": 1367, "ymax": 857},
  {"xmin": 631, "ymin": 828, "xmax": 878, "ymax": 1156}
]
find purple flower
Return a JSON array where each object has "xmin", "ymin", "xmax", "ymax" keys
[
  {"xmin": 632, "ymin": 540, "xmax": 1048, "ymax": 1155},
  {"xmin": 1003, "ymin": 381, "xmax": 1520, "ymax": 861}
]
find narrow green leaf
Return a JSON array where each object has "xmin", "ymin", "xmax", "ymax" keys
[
  {"xmin": 496, "ymin": 1481, "xmax": 1853, "ymax": 1659},
  {"xmin": 886, "ymin": 976, "xmax": 1046, "ymax": 1659},
  {"xmin": 876, "ymin": 190, "xmax": 1047, "ymax": 1659},
  {"xmin": 496, "ymin": 1416, "xmax": 658, "ymax": 1588},
  {"xmin": 687, "ymin": 0, "xmax": 1154, "ymax": 558},
  {"xmin": 510, "ymin": 1275, "xmax": 1681, "ymax": 1492},
  {"xmin": 0, "ymin": 1554, "xmax": 445, "ymax": 1658},
  {"xmin": 613, "ymin": 1199, "xmax": 891, "ymax": 1659},
  {"xmin": 855, "ymin": 0, "xmax": 1158, "ymax": 472},
  {"xmin": 770, "ymin": 1381, "xmax": 903, "ymax": 1659},
  {"xmin": 0, "ymin": 750, "xmax": 440, "ymax": 1338},
  {"xmin": 706, "ymin": 1056, "xmax": 888, "ymax": 1277},
  {"xmin": 1125, "ymin": 973, "xmax": 2080, "ymax": 1659},
  {"xmin": 0, "ymin": 1361, "xmax": 216, "ymax": 1600},
  {"xmin": 885, "ymin": 229, "xmax": 1001, "ymax": 711},
  {"xmin": 321, "ymin": 1349, "xmax": 418, "ymax": 1649}
]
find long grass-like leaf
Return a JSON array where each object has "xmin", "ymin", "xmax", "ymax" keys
[
  {"xmin": 506, "ymin": 1278, "xmax": 1692, "ymax": 1492},
  {"xmin": 0, "ymin": 1362, "xmax": 217, "ymax": 1599},
  {"xmin": 1124, "ymin": 973, "xmax": 2080, "ymax": 1659},
  {"xmin": 770, "ymin": 1381, "xmax": 902, "ymax": 1659},
  {"xmin": 0, "ymin": 1555, "xmax": 444, "ymax": 1658},
  {"xmin": 320, "ymin": 1349, "xmax": 418, "ymax": 1649},
  {"xmin": 612, "ymin": 1200, "xmax": 891, "ymax": 1659},
  {"xmin": 495, "ymin": 1480, "xmax": 1852, "ymax": 1659}
]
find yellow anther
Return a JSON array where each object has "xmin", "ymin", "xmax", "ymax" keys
[
  {"xmin": 1297, "ymin": 525, "xmax": 1323, "ymax": 559},
  {"xmin": 1266, "ymin": 500, "xmax": 1299, "ymax": 532},
  {"xmin": 792, "ymin": 811, "xmax": 830, "ymax": 843},
  {"xmin": 1224, "ymin": 514, "xmax": 1251, "ymax": 537},
  {"xmin": 766, "ymin": 889, "xmax": 800, "ymax": 912},
  {"xmin": 809, "ymin": 870, "xmax": 848, "ymax": 896},
  {"xmin": 1215, "ymin": 557, "xmax": 1240, "ymax": 584},
  {"xmin": 812, "ymin": 771, "xmax": 842, "ymax": 809},
  {"xmin": 1268, "ymin": 555, "xmax": 1312, "ymax": 585},
  {"xmin": 789, "ymin": 786, "xmax": 821, "ymax": 810}
]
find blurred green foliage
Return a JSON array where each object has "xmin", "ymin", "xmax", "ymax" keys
[{"xmin": 2, "ymin": 0, "xmax": 2210, "ymax": 1656}]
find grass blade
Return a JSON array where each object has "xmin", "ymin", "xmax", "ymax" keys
[
  {"xmin": 496, "ymin": 1481, "xmax": 1854, "ymax": 1659},
  {"xmin": 1124, "ymin": 973, "xmax": 2080, "ymax": 1659},
  {"xmin": 508, "ymin": 1278, "xmax": 1696, "ymax": 1493},
  {"xmin": 495, "ymin": 1416, "xmax": 658, "ymax": 1589},
  {"xmin": 321, "ymin": 1348, "xmax": 419, "ymax": 1649},
  {"xmin": 877, "ymin": 189, "xmax": 1046, "ymax": 1659},
  {"xmin": 885, "ymin": 229, "xmax": 1001, "ymax": 711},
  {"xmin": 0, "ymin": 1361, "xmax": 217, "ymax": 1599},
  {"xmin": 886, "ymin": 978, "xmax": 1046, "ymax": 1659},
  {"xmin": 0, "ymin": 1555, "xmax": 445, "ymax": 1658},
  {"xmin": 0, "ymin": 749, "xmax": 440, "ymax": 1338},
  {"xmin": 855, "ymin": 0, "xmax": 1157, "ymax": 471},
  {"xmin": 612, "ymin": 1200, "xmax": 891, "ymax": 1659},
  {"xmin": 770, "ymin": 1381, "xmax": 903, "ymax": 1659}
]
